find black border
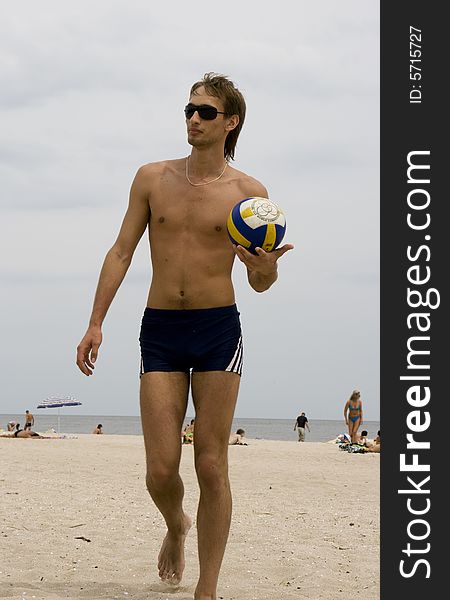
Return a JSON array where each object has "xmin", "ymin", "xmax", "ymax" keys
[{"xmin": 381, "ymin": 1, "xmax": 446, "ymax": 595}]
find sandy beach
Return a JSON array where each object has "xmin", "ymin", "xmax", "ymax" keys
[{"xmin": 0, "ymin": 435, "xmax": 379, "ymax": 600}]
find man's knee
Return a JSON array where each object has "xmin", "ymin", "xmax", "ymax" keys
[
  {"xmin": 146, "ymin": 463, "xmax": 179, "ymax": 493},
  {"xmin": 195, "ymin": 452, "xmax": 228, "ymax": 491}
]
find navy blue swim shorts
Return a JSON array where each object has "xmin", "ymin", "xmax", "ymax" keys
[{"xmin": 139, "ymin": 304, "xmax": 243, "ymax": 376}]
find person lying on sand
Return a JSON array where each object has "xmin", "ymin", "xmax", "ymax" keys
[
  {"xmin": 365, "ymin": 430, "xmax": 381, "ymax": 453},
  {"xmin": 355, "ymin": 430, "xmax": 368, "ymax": 446},
  {"xmin": 229, "ymin": 428, "xmax": 248, "ymax": 445},
  {"xmin": 0, "ymin": 424, "xmax": 45, "ymax": 438}
]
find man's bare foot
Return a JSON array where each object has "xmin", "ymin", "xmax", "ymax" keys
[
  {"xmin": 158, "ymin": 513, "xmax": 192, "ymax": 584},
  {"xmin": 194, "ymin": 589, "xmax": 216, "ymax": 600}
]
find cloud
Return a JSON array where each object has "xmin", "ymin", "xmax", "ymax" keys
[{"xmin": 1, "ymin": 0, "xmax": 380, "ymax": 419}]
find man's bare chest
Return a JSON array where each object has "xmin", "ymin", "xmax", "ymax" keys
[{"xmin": 149, "ymin": 183, "xmax": 242, "ymax": 236}]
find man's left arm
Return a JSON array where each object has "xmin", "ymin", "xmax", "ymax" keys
[{"xmin": 234, "ymin": 244, "xmax": 294, "ymax": 293}]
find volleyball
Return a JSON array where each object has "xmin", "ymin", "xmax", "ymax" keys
[{"xmin": 227, "ymin": 197, "xmax": 286, "ymax": 254}]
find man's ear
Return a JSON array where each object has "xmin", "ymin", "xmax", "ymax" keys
[{"xmin": 226, "ymin": 114, "xmax": 239, "ymax": 131}]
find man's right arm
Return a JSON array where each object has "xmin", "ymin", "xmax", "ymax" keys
[{"xmin": 76, "ymin": 166, "xmax": 151, "ymax": 376}]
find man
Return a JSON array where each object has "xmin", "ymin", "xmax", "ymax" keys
[
  {"xmin": 294, "ymin": 411, "xmax": 310, "ymax": 442},
  {"xmin": 24, "ymin": 410, "xmax": 34, "ymax": 430},
  {"xmin": 76, "ymin": 72, "xmax": 293, "ymax": 600}
]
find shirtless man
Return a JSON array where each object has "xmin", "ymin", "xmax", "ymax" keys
[
  {"xmin": 76, "ymin": 73, "xmax": 293, "ymax": 600},
  {"xmin": 24, "ymin": 410, "xmax": 34, "ymax": 430}
]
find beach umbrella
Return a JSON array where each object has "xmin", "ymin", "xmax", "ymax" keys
[{"xmin": 37, "ymin": 395, "xmax": 81, "ymax": 433}]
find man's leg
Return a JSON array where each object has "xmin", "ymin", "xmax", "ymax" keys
[
  {"xmin": 140, "ymin": 371, "xmax": 192, "ymax": 583},
  {"xmin": 191, "ymin": 371, "xmax": 240, "ymax": 600}
]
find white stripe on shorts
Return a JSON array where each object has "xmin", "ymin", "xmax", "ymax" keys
[{"xmin": 225, "ymin": 334, "xmax": 243, "ymax": 375}]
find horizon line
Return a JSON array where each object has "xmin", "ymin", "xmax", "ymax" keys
[{"xmin": 0, "ymin": 413, "xmax": 381, "ymax": 421}]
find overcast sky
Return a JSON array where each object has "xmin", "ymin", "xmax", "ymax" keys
[{"xmin": 1, "ymin": 0, "xmax": 379, "ymax": 421}]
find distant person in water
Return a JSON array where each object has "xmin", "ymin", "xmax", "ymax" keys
[
  {"xmin": 92, "ymin": 424, "xmax": 103, "ymax": 434},
  {"xmin": 344, "ymin": 390, "xmax": 363, "ymax": 443}
]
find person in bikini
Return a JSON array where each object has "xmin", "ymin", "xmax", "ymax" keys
[
  {"xmin": 13, "ymin": 423, "xmax": 43, "ymax": 438},
  {"xmin": 76, "ymin": 72, "xmax": 293, "ymax": 600},
  {"xmin": 182, "ymin": 419, "xmax": 195, "ymax": 444},
  {"xmin": 344, "ymin": 390, "xmax": 363, "ymax": 443}
]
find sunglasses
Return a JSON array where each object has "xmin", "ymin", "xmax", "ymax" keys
[{"xmin": 184, "ymin": 103, "xmax": 226, "ymax": 120}]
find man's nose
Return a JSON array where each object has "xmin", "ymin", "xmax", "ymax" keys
[{"xmin": 189, "ymin": 110, "xmax": 201, "ymax": 123}]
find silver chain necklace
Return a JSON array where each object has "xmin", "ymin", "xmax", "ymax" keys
[{"xmin": 185, "ymin": 156, "xmax": 228, "ymax": 187}]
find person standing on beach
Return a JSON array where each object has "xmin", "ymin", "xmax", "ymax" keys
[
  {"xmin": 294, "ymin": 411, "xmax": 310, "ymax": 442},
  {"xmin": 24, "ymin": 410, "xmax": 34, "ymax": 430},
  {"xmin": 76, "ymin": 73, "xmax": 293, "ymax": 599},
  {"xmin": 344, "ymin": 390, "xmax": 363, "ymax": 443},
  {"xmin": 182, "ymin": 419, "xmax": 195, "ymax": 444}
]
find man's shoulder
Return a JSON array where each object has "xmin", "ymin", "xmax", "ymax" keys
[
  {"xmin": 136, "ymin": 158, "xmax": 185, "ymax": 178},
  {"xmin": 227, "ymin": 166, "xmax": 268, "ymax": 198}
]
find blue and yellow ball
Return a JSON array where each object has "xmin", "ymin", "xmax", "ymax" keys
[{"xmin": 227, "ymin": 197, "xmax": 286, "ymax": 254}]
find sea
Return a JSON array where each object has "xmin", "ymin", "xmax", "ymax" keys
[{"xmin": 1, "ymin": 414, "xmax": 380, "ymax": 443}]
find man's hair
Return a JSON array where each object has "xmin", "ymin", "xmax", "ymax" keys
[
  {"xmin": 190, "ymin": 72, "xmax": 246, "ymax": 161},
  {"xmin": 361, "ymin": 430, "xmax": 368, "ymax": 436},
  {"xmin": 236, "ymin": 428, "xmax": 245, "ymax": 435}
]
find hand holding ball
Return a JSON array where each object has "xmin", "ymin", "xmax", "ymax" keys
[{"xmin": 227, "ymin": 197, "xmax": 286, "ymax": 254}]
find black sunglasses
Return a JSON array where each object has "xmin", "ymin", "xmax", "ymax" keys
[{"xmin": 184, "ymin": 103, "xmax": 226, "ymax": 120}]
